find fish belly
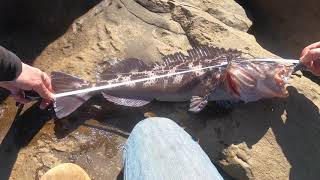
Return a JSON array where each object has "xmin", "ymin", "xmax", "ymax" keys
[
  {"xmin": 208, "ymin": 85, "xmax": 236, "ymax": 101},
  {"xmin": 103, "ymin": 86, "xmax": 195, "ymax": 102}
]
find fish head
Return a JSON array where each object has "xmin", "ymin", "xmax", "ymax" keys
[{"xmin": 224, "ymin": 61, "xmax": 294, "ymax": 102}]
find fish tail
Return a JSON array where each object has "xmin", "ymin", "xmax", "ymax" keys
[{"xmin": 51, "ymin": 72, "xmax": 93, "ymax": 119}]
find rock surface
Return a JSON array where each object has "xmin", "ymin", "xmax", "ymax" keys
[
  {"xmin": 0, "ymin": 0, "xmax": 319, "ymax": 180},
  {"xmin": 244, "ymin": 0, "xmax": 320, "ymax": 58}
]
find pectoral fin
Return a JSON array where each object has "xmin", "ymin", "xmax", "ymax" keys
[{"xmin": 189, "ymin": 96, "xmax": 208, "ymax": 113}]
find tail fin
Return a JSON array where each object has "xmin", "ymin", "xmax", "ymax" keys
[{"xmin": 51, "ymin": 72, "xmax": 93, "ymax": 119}]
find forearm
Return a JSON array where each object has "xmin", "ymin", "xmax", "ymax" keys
[{"xmin": 0, "ymin": 46, "xmax": 22, "ymax": 81}]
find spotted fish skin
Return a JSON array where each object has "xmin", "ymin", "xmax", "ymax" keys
[
  {"xmin": 51, "ymin": 45, "xmax": 295, "ymax": 119},
  {"xmin": 95, "ymin": 45, "xmax": 241, "ymax": 102}
]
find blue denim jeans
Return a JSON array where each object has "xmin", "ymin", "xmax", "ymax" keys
[{"xmin": 123, "ymin": 117, "xmax": 224, "ymax": 180}]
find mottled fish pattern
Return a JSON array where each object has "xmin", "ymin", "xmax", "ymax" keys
[
  {"xmin": 95, "ymin": 45, "xmax": 241, "ymax": 100},
  {"xmin": 51, "ymin": 45, "xmax": 295, "ymax": 119}
]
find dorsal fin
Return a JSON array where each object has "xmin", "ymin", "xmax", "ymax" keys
[
  {"xmin": 51, "ymin": 71, "xmax": 92, "ymax": 93},
  {"xmin": 96, "ymin": 45, "xmax": 243, "ymax": 82},
  {"xmin": 96, "ymin": 58, "xmax": 150, "ymax": 81},
  {"xmin": 160, "ymin": 45, "xmax": 242, "ymax": 67}
]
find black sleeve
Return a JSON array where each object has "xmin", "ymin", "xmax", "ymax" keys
[{"xmin": 0, "ymin": 46, "xmax": 22, "ymax": 81}]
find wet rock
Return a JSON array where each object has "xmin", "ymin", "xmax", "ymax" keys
[
  {"xmin": 0, "ymin": 97, "xmax": 16, "ymax": 143},
  {"xmin": 41, "ymin": 154, "xmax": 60, "ymax": 168},
  {"xmin": 52, "ymin": 140, "xmax": 79, "ymax": 153}
]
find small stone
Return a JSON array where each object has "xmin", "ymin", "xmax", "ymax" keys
[
  {"xmin": 53, "ymin": 140, "xmax": 78, "ymax": 153},
  {"xmin": 281, "ymin": 110, "xmax": 287, "ymax": 123},
  {"xmin": 144, "ymin": 112, "xmax": 157, "ymax": 118}
]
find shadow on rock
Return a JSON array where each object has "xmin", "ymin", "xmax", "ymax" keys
[
  {"xmin": 53, "ymin": 95, "xmax": 142, "ymax": 139},
  {"xmin": 0, "ymin": 0, "xmax": 102, "ymax": 62},
  {"xmin": 52, "ymin": 94, "xmax": 217, "ymax": 140},
  {"xmin": 302, "ymin": 71, "xmax": 320, "ymax": 85},
  {"xmin": 50, "ymin": 86, "xmax": 319, "ymax": 179},
  {"xmin": 198, "ymin": 86, "xmax": 320, "ymax": 179},
  {"xmin": 271, "ymin": 87, "xmax": 320, "ymax": 179},
  {"xmin": 238, "ymin": 0, "xmax": 320, "ymax": 59},
  {"xmin": 0, "ymin": 102, "xmax": 53, "ymax": 180}
]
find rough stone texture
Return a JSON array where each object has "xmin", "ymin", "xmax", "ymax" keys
[
  {"xmin": 220, "ymin": 143, "xmax": 254, "ymax": 179},
  {"xmin": 0, "ymin": 0, "xmax": 319, "ymax": 180},
  {"xmin": 136, "ymin": 0, "xmax": 252, "ymax": 32},
  {"xmin": 135, "ymin": 0, "xmax": 171, "ymax": 13},
  {"xmin": 186, "ymin": 0, "xmax": 252, "ymax": 32},
  {"xmin": 244, "ymin": 0, "xmax": 320, "ymax": 58},
  {"xmin": 169, "ymin": 1, "xmax": 271, "ymax": 58},
  {"xmin": 33, "ymin": 0, "xmax": 189, "ymax": 81}
]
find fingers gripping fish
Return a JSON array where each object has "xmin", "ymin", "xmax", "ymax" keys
[{"xmin": 50, "ymin": 45, "xmax": 297, "ymax": 119}]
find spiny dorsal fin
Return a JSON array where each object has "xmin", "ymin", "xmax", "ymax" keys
[
  {"xmin": 96, "ymin": 45, "xmax": 243, "ymax": 81},
  {"xmin": 161, "ymin": 45, "xmax": 242, "ymax": 67}
]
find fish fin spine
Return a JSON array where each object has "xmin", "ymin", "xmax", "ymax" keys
[{"xmin": 189, "ymin": 96, "xmax": 208, "ymax": 113}]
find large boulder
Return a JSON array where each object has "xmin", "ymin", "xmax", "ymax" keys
[
  {"xmin": 0, "ymin": 0, "xmax": 319, "ymax": 180},
  {"xmin": 34, "ymin": 0, "xmax": 189, "ymax": 81}
]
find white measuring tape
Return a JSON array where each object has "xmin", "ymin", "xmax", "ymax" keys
[{"xmin": 54, "ymin": 58, "xmax": 300, "ymax": 99}]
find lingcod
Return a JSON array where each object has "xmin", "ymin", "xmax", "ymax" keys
[{"xmin": 51, "ymin": 45, "xmax": 297, "ymax": 119}]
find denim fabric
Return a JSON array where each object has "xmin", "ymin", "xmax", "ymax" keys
[{"xmin": 123, "ymin": 117, "xmax": 224, "ymax": 180}]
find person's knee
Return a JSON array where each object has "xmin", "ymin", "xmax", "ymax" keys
[{"xmin": 127, "ymin": 117, "xmax": 180, "ymax": 143}]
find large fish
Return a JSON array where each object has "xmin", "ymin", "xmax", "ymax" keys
[{"xmin": 51, "ymin": 45, "xmax": 296, "ymax": 119}]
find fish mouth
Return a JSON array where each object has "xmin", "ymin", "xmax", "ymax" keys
[
  {"xmin": 224, "ymin": 62, "xmax": 294, "ymax": 102},
  {"xmin": 274, "ymin": 66, "xmax": 293, "ymax": 86}
]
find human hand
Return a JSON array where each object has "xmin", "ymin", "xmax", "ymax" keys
[
  {"xmin": 0, "ymin": 63, "xmax": 54, "ymax": 109},
  {"xmin": 300, "ymin": 41, "xmax": 320, "ymax": 76}
]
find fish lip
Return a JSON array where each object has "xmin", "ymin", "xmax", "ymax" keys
[
  {"xmin": 274, "ymin": 65, "xmax": 295, "ymax": 85},
  {"xmin": 274, "ymin": 68, "xmax": 286, "ymax": 86}
]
